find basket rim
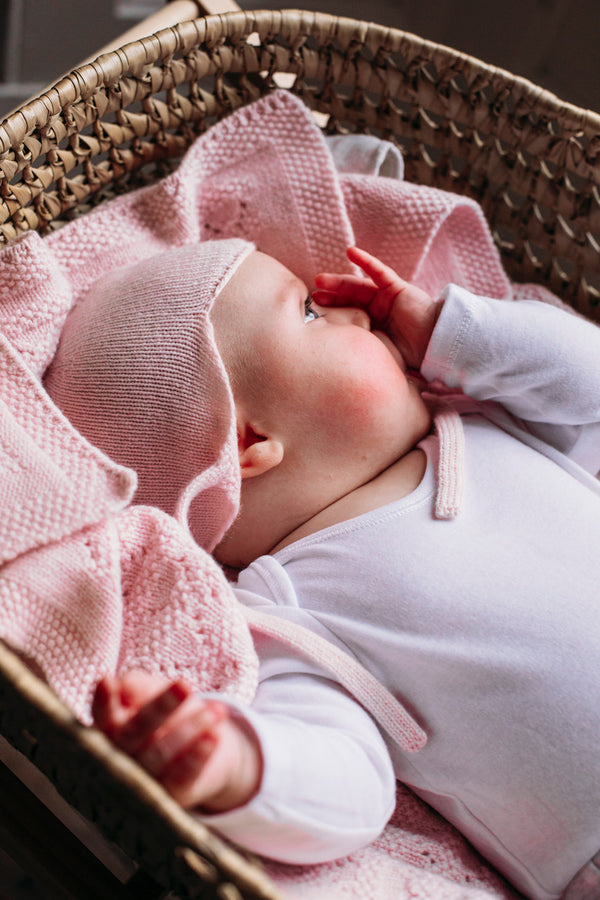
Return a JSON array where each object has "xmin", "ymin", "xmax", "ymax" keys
[
  {"xmin": 0, "ymin": 640, "xmax": 285, "ymax": 899},
  {"xmin": 1, "ymin": 7, "xmax": 600, "ymax": 155}
]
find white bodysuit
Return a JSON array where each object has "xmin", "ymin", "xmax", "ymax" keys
[{"xmin": 203, "ymin": 286, "xmax": 600, "ymax": 900}]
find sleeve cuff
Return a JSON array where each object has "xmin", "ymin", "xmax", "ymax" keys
[{"xmin": 421, "ymin": 284, "xmax": 475, "ymax": 387}]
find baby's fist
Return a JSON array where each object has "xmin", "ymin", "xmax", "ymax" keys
[{"xmin": 92, "ymin": 671, "xmax": 262, "ymax": 812}]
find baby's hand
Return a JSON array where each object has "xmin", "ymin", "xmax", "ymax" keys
[
  {"xmin": 92, "ymin": 671, "xmax": 262, "ymax": 812},
  {"xmin": 313, "ymin": 246, "xmax": 441, "ymax": 370}
]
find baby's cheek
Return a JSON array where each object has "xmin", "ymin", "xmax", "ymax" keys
[
  {"xmin": 320, "ymin": 365, "xmax": 402, "ymax": 431},
  {"xmin": 355, "ymin": 345, "xmax": 406, "ymax": 403},
  {"xmin": 343, "ymin": 380, "xmax": 386, "ymax": 423}
]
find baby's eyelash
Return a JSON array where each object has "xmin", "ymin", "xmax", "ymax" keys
[{"xmin": 304, "ymin": 295, "xmax": 320, "ymax": 323}]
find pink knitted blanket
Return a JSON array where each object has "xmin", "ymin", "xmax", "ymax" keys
[
  {"xmin": 0, "ymin": 317, "xmax": 259, "ymax": 720},
  {"xmin": 266, "ymin": 782, "xmax": 521, "ymax": 899},
  {"xmin": 0, "ymin": 89, "xmax": 545, "ymax": 898}
]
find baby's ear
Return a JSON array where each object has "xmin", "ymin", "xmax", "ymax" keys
[{"xmin": 237, "ymin": 422, "xmax": 284, "ymax": 480}]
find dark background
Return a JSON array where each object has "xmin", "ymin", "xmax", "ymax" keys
[{"xmin": 1, "ymin": 0, "xmax": 599, "ymax": 119}]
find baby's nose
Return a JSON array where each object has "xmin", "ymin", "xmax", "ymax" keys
[{"xmin": 326, "ymin": 306, "xmax": 371, "ymax": 330}]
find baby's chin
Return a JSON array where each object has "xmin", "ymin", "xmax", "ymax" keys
[{"xmin": 372, "ymin": 330, "xmax": 406, "ymax": 372}]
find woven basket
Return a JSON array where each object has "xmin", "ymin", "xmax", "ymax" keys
[
  {"xmin": 0, "ymin": 9, "xmax": 599, "ymax": 898},
  {"xmin": 1, "ymin": 9, "xmax": 600, "ymax": 321}
]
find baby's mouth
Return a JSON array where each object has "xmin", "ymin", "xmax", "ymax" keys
[{"xmin": 372, "ymin": 330, "xmax": 406, "ymax": 372}]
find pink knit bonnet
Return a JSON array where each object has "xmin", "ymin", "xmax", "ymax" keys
[{"xmin": 44, "ymin": 239, "xmax": 254, "ymax": 552}]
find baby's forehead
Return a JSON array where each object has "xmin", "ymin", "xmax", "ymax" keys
[
  {"xmin": 214, "ymin": 250, "xmax": 304, "ymax": 317},
  {"xmin": 234, "ymin": 249, "xmax": 301, "ymax": 287},
  {"xmin": 211, "ymin": 250, "xmax": 304, "ymax": 380}
]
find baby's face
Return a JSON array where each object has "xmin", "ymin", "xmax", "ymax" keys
[{"xmin": 212, "ymin": 251, "xmax": 431, "ymax": 485}]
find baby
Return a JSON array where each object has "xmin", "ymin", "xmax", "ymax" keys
[{"xmin": 55, "ymin": 240, "xmax": 600, "ymax": 900}]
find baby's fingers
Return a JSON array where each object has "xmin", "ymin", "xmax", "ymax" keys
[
  {"xmin": 137, "ymin": 700, "xmax": 228, "ymax": 776},
  {"xmin": 160, "ymin": 717, "xmax": 262, "ymax": 811},
  {"xmin": 347, "ymin": 246, "xmax": 407, "ymax": 290},
  {"xmin": 160, "ymin": 732, "xmax": 220, "ymax": 807},
  {"xmin": 313, "ymin": 273, "xmax": 377, "ymax": 308},
  {"xmin": 92, "ymin": 676, "xmax": 122, "ymax": 735},
  {"xmin": 116, "ymin": 680, "xmax": 193, "ymax": 756},
  {"xmin": 347, "ymin": 246, "xmax": 410, "ymax": 315},
  {"xmin": 93, "ymin": 670, "xmax": 179, "ymax": 737}
]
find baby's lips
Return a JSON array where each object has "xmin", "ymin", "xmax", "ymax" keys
[{"xmin": 372, "ymin": 329, "xmax": 406, "ymax": 371}]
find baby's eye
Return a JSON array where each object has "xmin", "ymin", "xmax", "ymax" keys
[{"xmin": 304, "ymin": 295, "xmax": 320, "ymax": 323}]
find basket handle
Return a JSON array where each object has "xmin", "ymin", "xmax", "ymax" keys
[
  {"xmin": 92, "ymin": 1, "xmax": 241, "ymax": 61},
  {"xmin": 3, "ymin": 0, "xmax": 241, "ymax": 119}
]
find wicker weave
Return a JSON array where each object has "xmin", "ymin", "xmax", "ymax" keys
[
  {"xmin": 1, "ymin": 9, "xmax": 600, "ymax": 320},
  {"xmin": 1, "ymin": 9, "xmax": 600, "ymax": 898},
  {"xmin": 0, "ymin": 642, "xmax": 285, "ymax": 900}
]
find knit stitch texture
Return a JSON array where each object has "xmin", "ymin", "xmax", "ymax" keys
[{"xmin": 0, "ymin": 90, "xmax": 546, "ymax": 897}]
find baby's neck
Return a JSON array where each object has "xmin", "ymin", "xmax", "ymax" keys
[
  {"xmin": 216, "ymin": 446, "xmax": 429, "ymax": 570},
  {"xmin": 271, "ymin": 448, "xmax": 428, "ymax": 553}
]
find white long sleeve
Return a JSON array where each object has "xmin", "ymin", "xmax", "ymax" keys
[
  {"xmin": 422, "ymin": 285, "xmax": 600, "ymax": 472},
  {"xmin": 197, "ymin": 639, "xmax": 396, "ymax": 864},
  {"xmin": 199, "ymin": 287, "xmax": 600, "ymax": 894}
]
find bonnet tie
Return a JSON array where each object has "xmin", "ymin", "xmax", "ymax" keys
[
  {"xmin": 426, "ymin": 395, "xmax": 466, "ymax": 519},
  {"xmin": 243, "ymin": 606, "xmax": 427, "ymax": 753}
]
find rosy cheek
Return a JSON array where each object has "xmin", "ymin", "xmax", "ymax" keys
[
  {"xmin": 343, "ymin": 379, "xmax": 387, "ymax": 421},
  {"xmin": 353, "ymin": 342, "xmax": 408, "ymax": 402},
  {"xmin": 301, "ymin": 330, "xmax": 413, "ymax": 441},
  {"xmin": 318, "ymin": 359, "xmax": 404, "ymax": 429},
  {"xmin": 320, "ymin": 392, "xmax": 369, "ymax": 438}
]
